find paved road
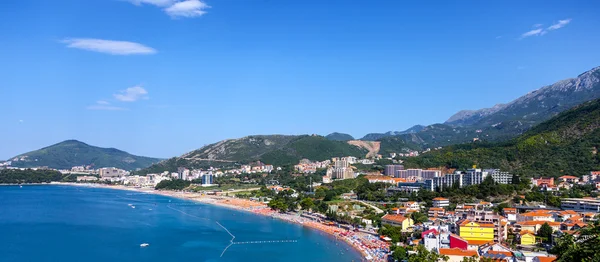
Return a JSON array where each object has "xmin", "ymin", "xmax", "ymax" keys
[{"xmin": 357, "ymin": 200, "xmax": 384, "ymax": 214}]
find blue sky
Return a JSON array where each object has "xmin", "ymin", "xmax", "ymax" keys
[{"xmin": 1, "ymin": 0, "xmax": 600, "ymax": 159}]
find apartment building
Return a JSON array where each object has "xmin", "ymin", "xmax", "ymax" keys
[
  {"xmin": 561, "ymin": 198, "xmax": 600, "ymax": 213},
  {"xmin": 385, "ymin": 165, "xmax": 404, "ymax": 176}
]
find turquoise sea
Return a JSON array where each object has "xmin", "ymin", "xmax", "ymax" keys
[{"xmin": 0, "ymin": 185, "xmax": 361, "ymax": 261}]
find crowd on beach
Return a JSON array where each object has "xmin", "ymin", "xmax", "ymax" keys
[{"xmin": 247, "ymin": 207, "xmax": 389, "ymax": 262}]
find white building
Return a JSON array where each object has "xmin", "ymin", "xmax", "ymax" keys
[
  {"xmin": 98, "ymin": 167, "xmax": 127, "ymax": 178},
  {"xmin": 485, "ymin": 169, "xmax": 513, "ymax": 184},
  {"xmin": 432, "ymin": 197, "xmax": 450, "ymax": 208},
  {"xmin": 562, "ymin": 198, "xmax": 600, "ymax": 213}
]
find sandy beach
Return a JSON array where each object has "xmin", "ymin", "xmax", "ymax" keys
[{"xmin": 55, "ymin": 183, "xmax": 389, "ymax": 261}]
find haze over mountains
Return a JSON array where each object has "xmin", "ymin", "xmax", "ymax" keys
[
  {"xmin": 353, "ymin": 65, "xmax": 600, "ymax": 148},
  {"xmin": 7, "ymin": 66, "xmax": 600, "ymax": 172}
]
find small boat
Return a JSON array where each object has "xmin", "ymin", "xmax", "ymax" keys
[
  {"xmin": 20, "ymin": 185, "xmax": 23, "ymax": 188},
  {"xmin": 140, "ymin": 243, "xmax": 149, "ymax": 247},
  {"xmin": 131, "ymin": 205, "xmax": 136, "ymax": 209}
]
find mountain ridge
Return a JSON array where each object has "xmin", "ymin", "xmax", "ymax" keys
[
  {"xmin": 140, "ymin": 135, "xmax": 369, "ymax": 173},
  {"xmin": 10, "ymin": 140, "xmax": 162, "ymax": 170},
  {"xmin": 403, "ymin": 98, "xmax": 600, "ymax": 177},
  {"xmin": 360, "ymin": 66, "xmax": 600, "ymax": 152}
]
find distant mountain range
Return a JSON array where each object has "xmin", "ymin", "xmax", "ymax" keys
[
  {"xmin": 445, "ymin": 66, "xmax": 600, "ymax": 128},
  {"xmin": 353, "ymin": 66, "xmax": 600, "ymax": 152},
  {"xmin": 360, "ymin": 125, "xmax": 426, "ymax": 141},
  {"xmin": 14, "ymin": 66, "xmax": 600, "ymax": 174},
  {"xmin": 9, "ymin": 140, "xmax": 162, "ymax": 170},
  {"xmin": 403, "ymin": 98, "xmax": 600, "ymax": 177}
]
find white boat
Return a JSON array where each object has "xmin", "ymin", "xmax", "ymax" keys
[
  {"xmin": 140, "ymin": 243, "xmax": 149, "ymax": 247},
  {"xmin": 131, "ymin": 205, "xmax": 136, "ymax": 209}
]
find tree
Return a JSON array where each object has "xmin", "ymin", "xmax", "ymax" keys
[
  {"xmin": 407, "ymin": 245, "xmax": 448, "ymax": 262},
  {"xmin": 316, "ymin": 201, "xmax": 329, "ymax": 213},
  {"xmin": 537, "ymin": 222, "xmax": 554, "ymax": 244},
  {"xmin": 550, "ymin": 221, "xmax": 600, "ymax": 261},
  {"xmin": 299, "ymin": 198, "xmax": 315, "ymax": 211},
  {"xmin": 462, "ymin": 257, "xmax": 478, "ymax": 262},
  {"xmin": 390, "ymin": 246, "xmax": 407, "ymax": 261},
  {"xmin": 409, "ymin": 212, "xmax": 429, "ymax": 224},
  {"xmin": 462, "ymin": 256, "xmax": 494, "ymax": 262},
  {"xmin": 378, "ymin": 225, "xmax": 408, "ymax": 243},
  {"xmin": 267, "ymin": 199, "xmax": 288, "ymax": 212},
  {"xmin": 493, "ymin": 203, "xmax": 510, "ymax": 213}
]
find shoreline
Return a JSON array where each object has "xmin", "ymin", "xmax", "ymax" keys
[{"xmin": 49, "ymin": 183, "xmax": 386, "ymax": 261}]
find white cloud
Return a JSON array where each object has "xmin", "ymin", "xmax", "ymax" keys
[
  {"xmin": 62, "ymin": 38, "xmax": 156, "ymax": 55},
  {"xmin": 18, "ymin": 120, "xmax": 24, "ymax": 123},
  {"xmin": 548, "ymin": 19, "xmax": 571, "ymax": 31},
  {"xmin": 114, "ymin": 85, "xmax": 149, "ymax": 102},
  {"xmin": 165, "ymin": 0, "xmax": 209, "ymax": 18},
  {"xmin": 96, "ymin": 100, "xmax": 110, "ymax": 105},
  {"xmin": 519, "ymin": 19, "xmax": 572, "ymax": 39},
  {"xmin": 127, "ymin": 0, "xmax": 209, "ymax": 18},
  {"xmin": 520, "ymin": 28, "xmax": 544, "ymax": 38}
]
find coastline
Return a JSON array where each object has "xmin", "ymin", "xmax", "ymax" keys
[{"xmin": 49, "ymin": 183, "xmax": 385, "ymax": 261}]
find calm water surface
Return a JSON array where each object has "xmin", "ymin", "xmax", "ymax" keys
[{"xmin": 0, "ymin": 185, "xmax": 361, "ymax": 261}]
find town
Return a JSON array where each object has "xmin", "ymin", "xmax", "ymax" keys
[{"xmin": 3, "ymin": 152, "xmax": 599, "ymax": 262}]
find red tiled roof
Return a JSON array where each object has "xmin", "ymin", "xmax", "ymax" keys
[
  {"xmin": 536, "ymin": 256, "xmax": 557, "ymax": 262},
  {"xmin": 439, "ymin": 248, "xmax": 479, "ymax": 257},
  {"xmin": 519, "ymin": 230, "xmax": 535, "ymax": 236},
  {"xmin": 559, "ymin": 175, "xmax": 577, "ymax": 179},
  {"xmin": 487, "ymin": 250, "xmax": 513, "ymax": 257},
  {"xmin": 518, "ymin": 221, "xmax": 561, "ymax": 226},
  {"xmin": 382, "ymin": 214, "xmax": 409, "ymax": 223},
  {"xmin": 433, "ymin": 197, "xmax": 449, "ymax": 201},
  {"xmin": 459, "ymin": 220, "xmax": 495, "ymax": 227},
  {"xmin": 520, "ymin": 210, "xmax": 552, "ymax": 217}
]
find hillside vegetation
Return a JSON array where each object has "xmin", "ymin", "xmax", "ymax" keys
[
  {"xmin": 140, "ymin": 135, "xmax": 368, "ymax": 173},
  {"xmin": 10, "ymin": 140, "xmax": 161, "ymax": 170},
  {"xmin": 325, "ymin": 132, "xmax": 355, "ymax": 141},
  {"xmin": 403, "ymin": 99, "xmax": 600, "ymax": 177}
]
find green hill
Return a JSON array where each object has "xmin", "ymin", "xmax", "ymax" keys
[
  {"xmin": 260, "ymin": 135, "xmax": 367, "ymax": 165},
  {"xmin": 403, "ymin": 99, "xmax": 600, "ymax": 178},
  {"xmin": 140, "ymin": 135, "xmax": 368, "ymax": 173},
  {"xmin": 10, "ymin": 140, "xmax": 162, "ymax": 170},
  {"xmin": 325, "ymin": 132, "xmax": 355, "ymax": 141}
]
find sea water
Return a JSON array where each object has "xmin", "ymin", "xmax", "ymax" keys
[{"xmin": 0, "ymin": 185, "xmax": 361, "ymax": 261}]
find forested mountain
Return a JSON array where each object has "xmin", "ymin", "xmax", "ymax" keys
[
  {"xmin": 140, "ymin": 135, "xmax": 368, "ymax": 173},
  {"xmin": 403, "ymin": 99, "xmax": 600, "ymax": 178},
  {"xmin": 325, "ymin": 132, "xmax": 355, "ymax": 141},
  {"xmin": 9, "ymin": 140, "xmax": 161, "ymax": 170}
]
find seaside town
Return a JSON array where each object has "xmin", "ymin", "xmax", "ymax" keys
[{"xmin": 3, "ymin": 153, "xmax": 600, "ymax": 262}]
